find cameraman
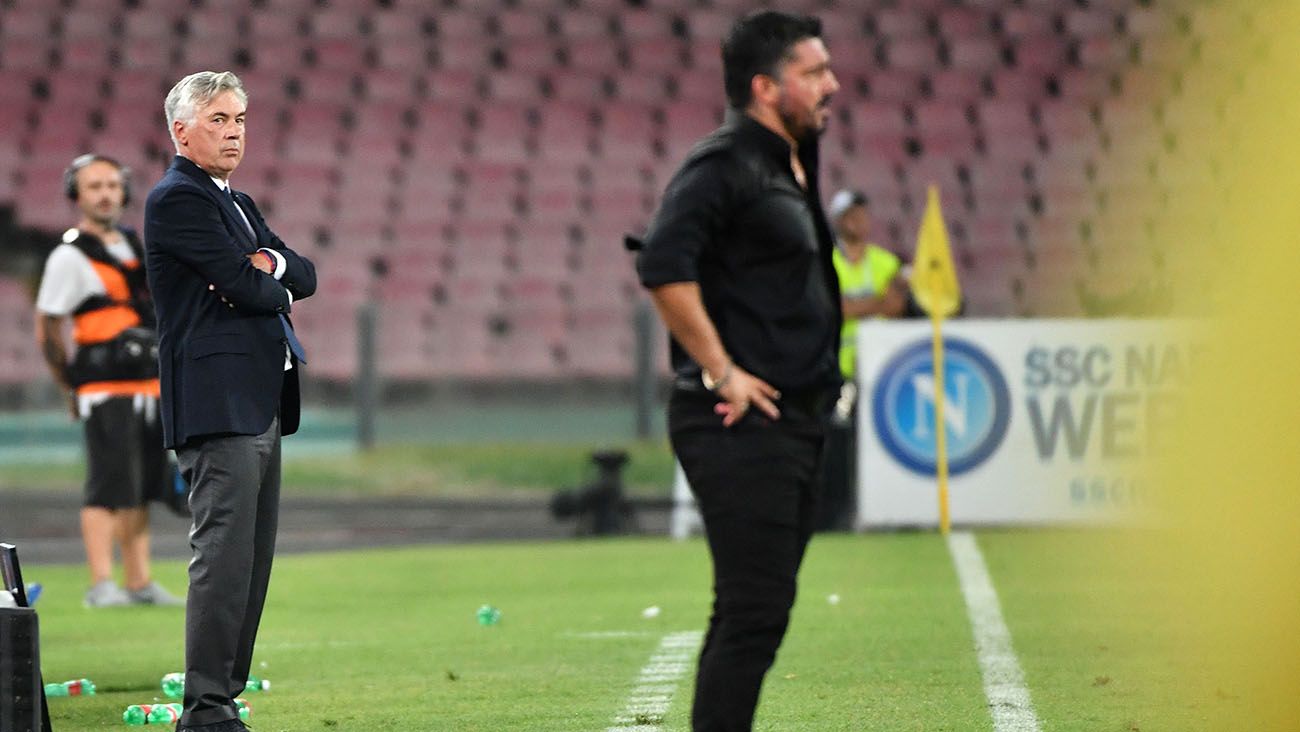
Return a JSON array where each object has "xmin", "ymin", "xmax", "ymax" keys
[{"xmin": 34, "ymin": 154, "xmax": 181, "ymax": 608}]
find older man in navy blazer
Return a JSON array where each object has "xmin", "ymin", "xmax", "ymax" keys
[{"xmin": 144, "ymin": 71, "xmax": 315, "ymax": 732}]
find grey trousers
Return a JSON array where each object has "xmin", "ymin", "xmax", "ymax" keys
[{"xmin": 175, "ymin": 417, "xmax": 281, "ymax": 728}]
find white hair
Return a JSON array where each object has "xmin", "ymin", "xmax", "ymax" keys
[{"xmin": 165, "ymin": 71, "xmax": 248, "ymax": 150}]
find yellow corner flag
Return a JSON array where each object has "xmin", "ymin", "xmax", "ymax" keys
[
  {"xmin": 911, "ymin": 186, "xmax": 961, "ymax": 534},
  {"xmin": 911, "ymin": 186, "xmax": 962, "ymax": 318}
]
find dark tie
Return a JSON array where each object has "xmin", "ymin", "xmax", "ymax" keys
[
  {"xmin": 223, "ymin": 186, "xmax": 255, "ymax": 239},
  {"xmin": 280, "ymin": 313, "xmax": 307, "ymax": 364},
  {"xmin": 225, "ymin": 186, "xmax": 307, "ymax": 364}
]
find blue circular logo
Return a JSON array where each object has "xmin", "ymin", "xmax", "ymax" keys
[{"xmin": 872, "ymin": 337, "xmax": 1011, "ymax": 476}]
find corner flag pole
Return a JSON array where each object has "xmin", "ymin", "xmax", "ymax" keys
[
  {"xmin": 930, "ymin": 312, "xmax": 951, "ymax": 534},
  {"xmin": 910, "ymin": 186, "xmax": 961, "ymax": 535}
]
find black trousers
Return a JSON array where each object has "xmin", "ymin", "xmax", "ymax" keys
[
  {"xmin": 175, "ymin": 417, "xmax": 281, "ymax": 728},
  {"xmin": 817, "ymin": 403, "xmax": 857, "ymax": 531},
  {"xmin": 670, "ymin": 388, "xmax": 827, "ymax": 732}
]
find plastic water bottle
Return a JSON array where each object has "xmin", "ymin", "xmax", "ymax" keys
[
  {"xmin": 44, "ymin": 678, "xmax": 94, "ymax": 696},
  {"xmin": 147, "ymin": 702, "xmax": 183, "ymax": 724},
  {"xmin": 122, "ymin": 704, "xmax": 154, "ymax": 725},
  {"xmin": 476, "ymin": 604, "xmax": 502, "ymax": 626},
  {"xmin": 162, "ymin": 672, "xmax": 185, "ymax": 699},
  {"xmin": 162, "ymin": 673, "xmax": 266, "ymax": 699},
  {"xmin": 235, "ymin": 697, "xmax": 252, "ymax": 721}
]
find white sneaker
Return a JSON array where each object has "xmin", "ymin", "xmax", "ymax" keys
[
  {"xmin": 128, "ymin": 581, "xmax": 184, "ymax": 606},
  {"xmin": 84, "ymin": 580, "xmax": 131, "ymax": 608}
]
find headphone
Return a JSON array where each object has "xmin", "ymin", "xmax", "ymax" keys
[{"xmin": 64, "ymin": 153, "xmax": 132, "ymax": 207}]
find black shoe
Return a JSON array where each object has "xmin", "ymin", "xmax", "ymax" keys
[{"xmin": 178, "ymin": 719, "xmax": 247, "ymax": 732}]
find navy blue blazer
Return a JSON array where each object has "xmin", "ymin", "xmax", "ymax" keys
[{"xmin": 144, "ymin": 155, "xmax": 316, "ymax": 449}]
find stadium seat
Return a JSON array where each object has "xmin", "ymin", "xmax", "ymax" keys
[
  {"xmin": 565, "ymin": 37, "xmax": 624, "ymax": 72},
  {"xmin": 592, "ymin": 102, "xmax": 658, "ymax": 164},
  {"xmin": 1, "ymin": 8, "xmax": 54, "ymax": 41},
  {"xmin": 946, "ymin": 37, "xmax": 1005, "ymax": 73},
  {"xmin": 0, "ymin": 0, "xmax": 1185, "ymax": 382},
  {"xmin": 997, "ymin": 8, "xmax": 1055, "ymax": 39},
  {"xmin": 936, "ymin": 6, "xmax": 993, "ymax": 38}
]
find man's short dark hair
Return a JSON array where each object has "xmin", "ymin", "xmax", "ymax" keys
[{"xmin": 722, "ymin": 11, "xmax": 823, "ymax": 110}]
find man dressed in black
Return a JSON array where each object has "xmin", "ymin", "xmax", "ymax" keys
[{"xmin": 636, "ymin": 11, "xmax": 841, "ymax": 732}]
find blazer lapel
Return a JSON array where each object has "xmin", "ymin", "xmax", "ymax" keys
[
  {"xmin": 229, "ymin": 191, "xmax": 261, "ymax": 244},
  {"xmin": 171, "ymin": 156, "xmax": 257, "ymax": 251}
]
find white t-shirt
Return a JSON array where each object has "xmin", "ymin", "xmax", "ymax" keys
[
  {"xmin": 35, "ymin": 230, "xmax": 154, "ymax": 417},
  {"xmin": 35, "ymin": 232, "xmax": 138, "ymax": 317}
]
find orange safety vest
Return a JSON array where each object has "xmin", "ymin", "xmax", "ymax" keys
[{"xmin": 66, "ymin": 229, "xmax": 160, "ymax": 399}]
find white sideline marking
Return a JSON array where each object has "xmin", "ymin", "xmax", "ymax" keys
[
  {"xmin": 946, "ymin": 531, "xmax": 1043, "ymax": 732},
  {"xmin": 565, "ymin": 631, "xmax": 655, "ymax": 640},
  {"xmin": 606, "ymin": 630, "xmax": 703, "ymax": 731}
]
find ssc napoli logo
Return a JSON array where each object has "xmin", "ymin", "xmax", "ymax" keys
[{"xmin": 872, "ymin": 337, "xmax": 1011, "ymax": 477}]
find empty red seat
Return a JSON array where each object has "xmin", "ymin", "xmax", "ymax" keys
[
  {"xmin": 1125, "ymin": 7, "xmax": 1172, "ymax": 38},
  {"xmin": 847, "ymin": 102, "xmax": 909, "ymax": 136},
  {"xmin": 670, "ymin": 70, "xmax": 719, "ymax": 102},
  {"xmin": 483, "ymin": 71, "xmax": 545, "ymax": 103},
  {"xmin": 1054, "ymin": 68, "xmax": 1113, "ymax": 101},
  {"xmin": 873, "ymin": 8, "xmax": 929, "ymax": 39},
  {"xmin": 554, "ymin": 12, "xmax": 611, "ymax": 40},
  {"xmin": 467, "ymin": 105, "xmax": 533, "ymax": 163},
  {"xmin": 818, "ymin": 10, "xmax": 868, "ymax": 43},
  {"xmin": 592, "ymin": 102, "xmax": 658, "ymax": 164},
  {"xmin": 432, "ymin": 11, "xmax": 487, "ymax": 40},
  {"xmin": 1012, "ymin": 37, "xmax": 1069, "ymax": 73},
  {"xmin": 609, "ymin": 73, "xmax": 669, "ymax": 104},
  {"xmin": 883, "ymin": 37, "xmax": 941, "ymax": 72},
  {"xmin": 927, "ymin": 70, "xmax": 985, "ymax": 101},
  {"xmin": 533, "ymin": 103, "xmax": 594, "ymax": 162},
  {"xmin": 977, "ymin": 99, "xmax": 1034, "ymax": 135},
  {"xmin": 566, "ymin": 37, "xmax": 624, "ymax": 72},
  {"xmin": 1037, "ymin": 99, "xmax": 1098, "ymax": 139},
  {"xmin": 371, "ymin": 9, "xmax": 428, "ymax": 41},
  {"xmin": 548, "ymin": 70, "xmax": 608, "ymax": 103},
  {"xmin": 998, "ymin": 8, "xmax": 1055, "ymax": 39},
  {"xmin": 683, "ymin": 11, "xmax": 732, "ymax": 42},
  {"xmin": 987, "ymin": 68, "xmax": 1048, "ymax": 99},
  {"xmin": 62, "ymin": 9, "xmax": 115, "ymax": 40},
  {"xmin": 504, "ymin": 38, "xmax": 561, "ymax": 71},
  {"xmin": 616, "ymin": 9, "xmax": 672, "ymax": 40},
  {"xmin": 307, "ymin": 9, "xmax": 363, "ymax": 39},
  {"xmin": 357, "ymin": 70, "xmax": 417, "ymax": 103},
  {"xmin": 247, "ymin": 11, "xmax": 302, "ymax": 43},
  {"xmin": 185, "ymin": 9, "xmax": 239, "ymax": 40},
  {"xmin": 937, "ymin": 7, "xmax": 993, "ymax": 39},
  {"xmin": 1, "ymin": 8, "xmax": 54, "ymax": 41},
  {"xmin": 863, "ymin": 69, "xmax": 923, "ymax": 102},
  {"xmin": 510, "ymin": 240, "xmax": 574, "ymax": 279},
  {"xmin": 660, "ymin": 100, "xmax": 721, "ymax": 159},
  {"xmin": 626, "ymin": 38, "xmax": 687, "ymax": 75},
  {"xmin": 947, "ymin": 37, "xmax": 1004, "ymax": 72},
  {"xmin": 434, "ymin": 36, "xmax": 495, "ymax": 72},
  {"xmin": 981, "ymin": 128, "xmax": 1042, "ymax": 166},
  {"xmin": 492, "ymin": 10, "xmax": 548, "ymax": 40},
  {"xmin": 374, "ymin": 40, "xmax": 430, "ymax": 71},
  {"xmin": 313, "ymin": 39, "xmax": 370, "ymax": 72},
  {"xmin": 1065, "ymin": 9, "xmax": 1119, "ymax": 38},
  {"xmin": 687, "ymin": 40, "xmax": 724, "ymax": 73}
]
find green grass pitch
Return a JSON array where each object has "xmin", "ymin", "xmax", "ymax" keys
[{"xmin": 32, "ymin": 532, "xmax": 1250, "ymax": 730}]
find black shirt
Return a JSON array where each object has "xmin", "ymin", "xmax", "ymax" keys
[{"xmin": 637, "ymin": 111, "xmax": 842, "ymax": 393}]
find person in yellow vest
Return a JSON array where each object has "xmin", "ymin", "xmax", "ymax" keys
[
  {"xmin": 34, "ymin": 154, "xmax": 182, "ymax": 608},
  {"xmin": 827, "ymin": 189, "xmax": 908, "ymax": 379},
  {"xmin": 820, "ymin": 189, "xmax": 909, "ymax": 530}
]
